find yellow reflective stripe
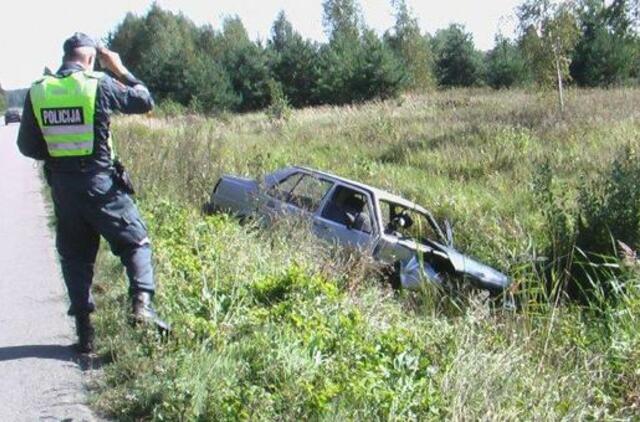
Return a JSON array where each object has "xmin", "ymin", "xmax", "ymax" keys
[
  {"xmin": 43, "ymin": 132, "xmax": 94, "ymax": 143},
  {"xmin": 49, "ymin": 150, "xmax": 93, "ymax": 157},
  {"xmin": 47, "ymin": 141, "xmax": 93, "ymax": 151},
  {"xmin": 41, "ymin": 124, "xmax": 93, "ymax": 136}
]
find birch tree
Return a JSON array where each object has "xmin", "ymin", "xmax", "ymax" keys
[
  {"xmin": 518, "ymin": 0, "xmax": 580, "ymax": 112},
  {"xmin": 385, "ymin": 0, "xmax": 435, "ymax": 90}
]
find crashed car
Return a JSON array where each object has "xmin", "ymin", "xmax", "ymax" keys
[{"xmin": 205, "ymin": 166, "xmax": 511, "ymax": 294}]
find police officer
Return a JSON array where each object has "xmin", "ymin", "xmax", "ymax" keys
[{"xmin": 17, "ymin": 33, "xmax": 168, "ymax": 353}]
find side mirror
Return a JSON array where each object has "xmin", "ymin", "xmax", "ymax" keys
[
  {"xmin": 345, "ymin": 212, "xmax": 356, "ymax": 229},
  {"xmin": 445, "ymin": 219, "xmax": 454, "ymax": 246}
]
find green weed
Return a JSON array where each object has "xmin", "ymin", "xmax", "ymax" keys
[{"xmin": 90, "ymin": 88, "xmax": 640, "ymax": 420}]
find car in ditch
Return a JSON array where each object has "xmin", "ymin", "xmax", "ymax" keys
[{"xmin": 204, "ymin": 166, "xmax": 511, "ymax": 294}]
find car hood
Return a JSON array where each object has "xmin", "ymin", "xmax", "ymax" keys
[
  {"xmin": 438, "ymin": 244, "xmax": 511, "ymax": 292},
  {"xmin": 399, "ymin": 241, "xmax": 511, "ymax": 292}
]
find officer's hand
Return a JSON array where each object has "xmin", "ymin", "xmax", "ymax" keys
[{"xmin": 97, "ymin": 47, "xmax": 128, "ymax": 79}]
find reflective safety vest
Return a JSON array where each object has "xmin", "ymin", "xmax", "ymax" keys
[{"xmin": 30, "ymin": 71, "xmax": 104, "ymax": 158}]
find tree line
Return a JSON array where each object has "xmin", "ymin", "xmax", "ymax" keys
[
  {"xmin": 0, "ymin": 85, "xmax": 6, "ymax": 111},
  {"xmin": 106, "ymin": 0, "xmax": 640, "ymax": 113},
  {"xmin": 0, "ymin": 85, "xmax": 28, "ymax": 111}
]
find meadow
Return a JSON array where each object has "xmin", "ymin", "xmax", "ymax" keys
[{"xmin": 89, "ymin": 88, "xmax": 640, "ymax": 420}]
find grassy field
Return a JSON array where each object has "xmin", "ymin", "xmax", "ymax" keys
[{"xmin": 89, "ymin": 88, "xmax": 640, "ymax": 420}]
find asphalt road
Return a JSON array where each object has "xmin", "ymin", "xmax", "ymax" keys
[{"xmin": 0, "ymin": 122, "xmax": 96, "ymax": 421}]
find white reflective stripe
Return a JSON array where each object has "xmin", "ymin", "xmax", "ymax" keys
[
  {"xmin": 47, "ymin": 141, "xmax": 93, "ymax": 151},
  {"xmin": 41, "ymin": 124, "xmax": 93, "ymax": 136}
]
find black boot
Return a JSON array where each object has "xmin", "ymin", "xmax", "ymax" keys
[
  {"xmin": 74, "ymin": 313, "xmax": 94, "ymax": 354},
  {"xmin": 131, "ymin": 291, "xmax": 170, "ymax": 335}
]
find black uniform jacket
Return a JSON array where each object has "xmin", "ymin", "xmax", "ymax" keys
[{"xmin": 17, "ymin": 62, "xmax": 154, "ymax": 173}]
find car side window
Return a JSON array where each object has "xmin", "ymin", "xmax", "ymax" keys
[
  {"xmin": 287, "ymin": 175, "xmax": 333, "ymax": 212},
  {"xmin": 381, "ymin": 200, "xmax": 438, "ymax": 241},
  {"xmin": 320, "ymin": 186, "xmax": 373, "ymax": 234},
  {"xmin": 267, "ymin": 172, "xmax": 303, "ymax": 201}
]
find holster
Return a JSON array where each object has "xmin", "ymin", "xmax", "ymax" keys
[{"xmin": 113, "ymin": 159, "xmax": 136, "ymax": 195}]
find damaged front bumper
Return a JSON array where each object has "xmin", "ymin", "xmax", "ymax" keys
[{"xmin": 399, "ymin": 249, "xmax": 511, "ymax": 294}]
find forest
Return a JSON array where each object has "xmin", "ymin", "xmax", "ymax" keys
[{"xmin": 106, "ymin": 0, "xmax": 640, "ymax": 113}]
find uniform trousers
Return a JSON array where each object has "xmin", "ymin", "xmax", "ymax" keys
[{"xmin": 49, "ymin": 170, "xmax": 154, "ymax": 315}]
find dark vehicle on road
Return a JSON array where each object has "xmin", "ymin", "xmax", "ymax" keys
[
  {"xmin": 205, "ymin": 166, "xmax": 511, "ymax": 294},
  {"xmin": 4, "ymin": 108, "xmax": 22, "ymax": 124}
]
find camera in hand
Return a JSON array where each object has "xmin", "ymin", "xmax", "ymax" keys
[{"xmin": 113, "ymin": 159, "xmax": 135, "ymax": 195}]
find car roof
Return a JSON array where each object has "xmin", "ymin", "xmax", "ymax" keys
[{"xmin": 291, "ymin": 166, "xmax": 429, "ymax": 213}]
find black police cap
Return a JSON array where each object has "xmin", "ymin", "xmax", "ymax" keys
[{"xmin": 63, "ymin": 32, "xmax": 97, "ymax": 54}]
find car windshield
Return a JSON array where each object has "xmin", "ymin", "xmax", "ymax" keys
[{"xmin": 380, "ymin": 200, "xmax": 445, "ymax": 244}]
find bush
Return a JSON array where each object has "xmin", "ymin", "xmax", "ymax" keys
[
  {"xmin": 534, "ymin": 146, "xmax": 640, "ymax": 301},
  {"xmin": 577, "ymin": 146, "xmax": 640, "ymax": 254},
  {"xmin": 265, "ymin": 80, "xmax": 292, "ymax": 122},
  {"xmin": 486, "ymin": 36, "xmax": 529, "ymax": 89},
  {"xmin": 154, "ymin": 99, "xmax": 188, "ymax": 117}
]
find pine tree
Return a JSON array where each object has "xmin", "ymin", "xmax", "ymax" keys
[
  {"xmin": 571, "ymin": 0, "xmax": 639, "ymax": 86},
  {"xmin": 216, "ymin": 16, "xmax": 272, "ymax": 111},
  {"xmin": 317, "ymin": 0, "xmax": 406, "ymax": 104},
  {"xmin": 185, "ymin": 55, "xmax": 239, "ymax": 113},
  {"xmin": 267, "ymin": 12, "xmax": 320, "ymax": 107},
  {"xmin": 433, "ymin": 24, "xmax": 485, "ymax": 87},
  {"xmin": 353, "ymin": 29, "xmax": 407, "ymax": 101}
]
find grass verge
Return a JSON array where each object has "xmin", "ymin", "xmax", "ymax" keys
[{"xmin": 89, "ymin": 88, "xmax": 640, "ymax": 419}]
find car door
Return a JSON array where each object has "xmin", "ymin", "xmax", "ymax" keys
[
  {"xmin": 313, "ymin": 184, "xmax": 376, "ymax": 250},
  {"xmin": 373, "ymin": 200, "xmax": 421, "ymax": 264},
  {"xmin": 258, "ymin": 171, "xmax": 303, "ymax": 221},
  {"xmin": 259, "ymin": 171, "xmax": 333, "ymax": 223}
]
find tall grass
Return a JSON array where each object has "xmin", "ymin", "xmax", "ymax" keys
[{"xmin": 89, "ymin": 88, "xmax": 640, "ymax": 419}]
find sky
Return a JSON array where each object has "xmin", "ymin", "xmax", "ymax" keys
[{"xmin": 0, "ymin": 0, "xmax": 522, "ymax": 89}]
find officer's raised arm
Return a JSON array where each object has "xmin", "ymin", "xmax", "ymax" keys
[{"xmin": 97, "ymin": 47, "xmax": 154, "ymax": 114}]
